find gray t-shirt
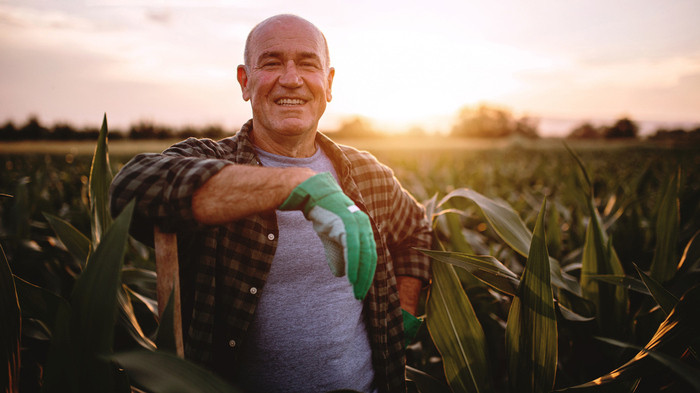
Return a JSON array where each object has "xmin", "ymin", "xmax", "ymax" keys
[{"xmin": 231, "ymin": 146, "xmax": 376, "ymax": 393}]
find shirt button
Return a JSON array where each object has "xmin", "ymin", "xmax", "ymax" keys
[
  {"xmin": 267, "ymin": 233, "xmax": 275, "ymax": 241},
  {"xmin": 228, "ymin": 339, "xmax": 236, "ymax": 348},
  {"xmin": 249, "ymin": 287, "xmax": 258, "ymax": 295}
]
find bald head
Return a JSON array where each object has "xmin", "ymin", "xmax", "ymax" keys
[{"xmin": 243, "ymin": 14, "xmax": 330, "ymax": 69}]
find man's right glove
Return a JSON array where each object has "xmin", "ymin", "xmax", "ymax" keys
[{"xmin": 279, "ymin": 172, "xmax": 377, "ymax": 300}]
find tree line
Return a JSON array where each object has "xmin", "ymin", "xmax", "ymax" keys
[
  {"xmin": 2, "ymin": 106, "xmax": 699, "ymax": 142},
  {"xmin": 0, "ymin": 116, "xmax": 230, "ymax": 141}
]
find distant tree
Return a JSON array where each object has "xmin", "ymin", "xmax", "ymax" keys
[
  {"xmin": 451, "ymin": 104, "xmax": 511, "ymax": 138},
  {"xmin": 331, "ymin": 116, "xmax": 378, "ymax": 138},
  {"xmin": 19, "ymin": 115, "xmax": 49, "ymax": 139},
  {"xmin": 80, "ymin": 126, "xmax": 100, "ymax": 141},
  {"xmin": 175, "ymin": 126, "xmax": 194, "ymax": 139},
  {"xmin": 200, "ymin": 124, "xmax": 226, "ymax": 140},
  {"xmin": 567, "ymin": 122, "xmax": 602, "ymax": 139},
  {"xmin": 51, "ymin": 122, "xmax": 77, "ymax": 140},
  {"xmin": 0, "ymin": 120, "xmax": 18, "ymax": 140},
  {"xmin": 513, "ymin": 116, "xmax": 540, "ymax": 139},
  {"xmin": 604, "ymin": 117, "xmax": 638, "ymax": 139},
  {"xmin": 649, "ymin": 127, "xmax": 700, "ymax": 144},
  {"xmin": 450, "ymin": 104, "xmax": 538, "ymax": 138},
  {"xmin": 649, "ymin": 128, "xmax": 683, "ymax": 141},
  {"xmin": 129, "ymin": 120, "xmax": 172, "ymax": 139}
]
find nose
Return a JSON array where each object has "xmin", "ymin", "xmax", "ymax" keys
[{"xmin": 278, "ymin": 61, "xmax": 303, "ymax": 87}]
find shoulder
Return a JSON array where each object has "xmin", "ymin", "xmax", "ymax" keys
[
  {"xmin": 337, "ymin": 144, "xmax": 394, "ymax": 179},
  {"xmin": 160, "ymin": 132, "xmax": 247, "ymax": 161}
]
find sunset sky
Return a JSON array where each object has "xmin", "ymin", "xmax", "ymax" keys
[{"xmin": 1, "ymin": 0, "xmax": 699, "ymax": 136}]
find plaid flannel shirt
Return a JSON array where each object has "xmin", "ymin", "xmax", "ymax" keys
[{"xmin": 109, "ymin": 120, "xmax": 432, "ymax": 393}]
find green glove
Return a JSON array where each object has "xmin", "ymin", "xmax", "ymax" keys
[
  {"xmin": 402, "ymin": 309, "xmax": 423, "ymax": 347},
  {"xmin": 279, "ymin": 172, "xmax": 377, "ymax": 300}
]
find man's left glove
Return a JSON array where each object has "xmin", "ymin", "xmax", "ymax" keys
[{"xmin": 279, "ymin": 172, "xmax": 377, "ymax": 300}]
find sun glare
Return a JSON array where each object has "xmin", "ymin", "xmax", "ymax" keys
[{"xmin": 328, "ymin": 26, "xmax": 558, "ymax": 132}]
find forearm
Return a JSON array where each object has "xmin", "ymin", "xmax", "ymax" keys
[
  {"xmin": 397, "ymin": 275, "xmax": 423, "ymax": 316},
  {"xmin": 192, "ymin": 165, "xmax": 316, "ymax": 225}
]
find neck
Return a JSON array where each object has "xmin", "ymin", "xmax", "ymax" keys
[{"xmin": 250, "ymin": 128, "xmax": 317, "ymax": 158}]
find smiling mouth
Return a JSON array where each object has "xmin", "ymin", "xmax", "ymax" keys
[{"xmin": 275, "ymin": 98, "xmax": 306, "ymax": 106}]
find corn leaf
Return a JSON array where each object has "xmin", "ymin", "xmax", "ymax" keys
[
  {"xmin": 678, "ymin": 230, "xmax": 700, "ymax": 272},
  {"xmin": 633, "ymin": 264, "xmax": 679, "ymax": 317},
  {"xmin": 441, "ymin": 205, "xmax": 476, "ymax": 254},
  {"xmin": 43, "ymin": 200, "xmax": 135, "ymax": 393},
  {"xmin": 1, "ymin": 244, "xmax": 21, "ymax": 393},
  {"xmin": 122, "ymin": 267, "xmax": 158, "ymax": 301},
  {"xmin": 594, "ymin": 336, "xmax": 700, "ymax": 391},
  {"xmin": 13, "ymin": 276, "xmax": 70, "ymax": 335},
  {"xmin": 155, "ymin": 289, "xmax": 178, "ymax": 353},
  {"xmin": 567, "ymin": 144, "xmax": 629, "ymax": 335},
  {"xmin": 124, "ymin": 283, "xmax": 158, "ymax": 317},
  {"xmin": 649, "ymin": 170, "xmax": 680, "ymax": 283},
  {"xmin": 427, "ymin": 260, "xmax": 493, "ymax": 393},
  {"xmin": 438, "ymin": 189, "xmax": 531, "ymax": 257},
  {"xmin": 89, "ymin": 113, "xmax": 114, "ymax": 244},
  {"xmin": 586, "ymin": 274, "xmax": 649, "ymax": 295},
  {"xmin": 406, "ymin": 365, "xmax": 452, "ymax": 393},
  {"xmin": 579, "ymin": 191, "xmax": 628, "ymax": 336},
  {"xmin": 436, "ymin": 205, "xmax": 489, "ymax": 290},
  {"xmin": 505, "ymin": 201, "xmax": 557, "ymax": 393},
  {"xmin": 419, "ymin": 249, "xmax": 519, "ymax": 296},
  {"xmin": 547, "ymin": 203, "xmax": 562, "ymax": 258},
  {"xmin": 557, "ymin": 285, "xmax": 700, "ymax": 390},
  {"xmin": 118, "ymin": 287, "xmax": 156, "ymax": 351},
  {"xmin": 437, "ymin": 188, "xmax": 581, "ymax": 296},
  {"xmin": 110, "ymin": 350, "xmax": 242, "ymax": 393},
  {"xmin": 43, "ymin": 212, "xmax": 91, "ymax": 267},
  {"xmin": 38, "ymin": 297, "xmax": 73, "ymax": 393}
]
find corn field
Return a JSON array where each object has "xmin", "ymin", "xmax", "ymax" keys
[{"xmin": 2, "ymin": 116, "xmax": 699, "ymax": 393}]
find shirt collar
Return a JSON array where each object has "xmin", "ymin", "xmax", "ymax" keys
[{"xmin": 228, "ymin": 120, "xmax": 363, "ymax": 205}]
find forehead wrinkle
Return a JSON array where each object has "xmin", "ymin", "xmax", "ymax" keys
[{"xmin": 257, "ymin": 50, "xmax": 321, "ymax": 61}]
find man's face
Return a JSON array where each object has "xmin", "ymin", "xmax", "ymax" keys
[{"xmin": 238, "ymin": 17, "xmax": 334, "ymax": 141}]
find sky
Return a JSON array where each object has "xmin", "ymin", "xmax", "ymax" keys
[{"xmin": 1, "ymin": 0, "xmax": 699, "ymax": 136}]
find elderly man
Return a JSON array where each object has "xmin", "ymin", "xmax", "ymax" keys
[{"xmin": 110, "ymin": 14, "xmax": 431, "ymax": 393}]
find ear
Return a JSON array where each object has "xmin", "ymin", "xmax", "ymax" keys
[
  {"xmin": 237, "ymin": 65, "xmax": 251, "ymax": 101},
  {"xmin": 325, "ymin": 67, "xmax": 335, "ymax": 102}
]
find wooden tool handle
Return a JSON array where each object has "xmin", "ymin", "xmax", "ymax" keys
[{"xmin": 154, "ymin": 226, "xmax": 184, "ymax": 358}]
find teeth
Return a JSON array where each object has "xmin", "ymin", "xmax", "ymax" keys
[{"xmin": 276, "ymin": 98, "xmax": 305, "ymax": 105}]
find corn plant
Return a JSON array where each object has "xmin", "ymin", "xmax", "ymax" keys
[
  {"xmin": 1, "ymin": 115, "xmax": 240, "ymax": 393},
  {"xmin": 411, "ymin": 145, "xmax": 700, "ymax": 392}
]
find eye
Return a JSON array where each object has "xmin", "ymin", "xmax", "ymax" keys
[
  {"xmin": 260, "ymin": 61, "xmax": 281, "ymax": 68},
  {"xmin": 300, "ymin": 61, "xmax": 321, "ymax": 69}
]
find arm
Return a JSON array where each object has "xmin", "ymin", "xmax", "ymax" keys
[
  {"xmin": 192, "ymin": 165, "xmax": 315, "ymax": 224},
  {"xmin": 109, "ymin": 137, "xmax": 315, "ymax": 243},
  {"xmin": 397, "ymin": 275, "xmax": 423, "ymax": 316}
]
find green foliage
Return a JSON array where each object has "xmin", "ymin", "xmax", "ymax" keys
[
  {"xmin": 411, "ymin": 144, "xmax": 698, "ymax": 392},
  {"xmin": 504, "ymin": 202, "xmax": 557, "ymax": 393},
  {"xmin": 427, "ymin": 257, "xmax": 493, "ymax": 392},
  {"xmin": 1, "ymin": 118, "xmax": 698, "ymax": 392},
  {"xmin": 1, "ymin": 115, "xmax": 240, "ymax": 392},
  {"xmin": 649, "ymin": 170, "xmax": 680, "ymax": 283},
  {"xmin": 110, "ymin": 350, "xmax": 242, "ymax": 393}
]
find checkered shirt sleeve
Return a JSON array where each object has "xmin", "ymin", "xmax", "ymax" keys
[{"xmin": 109, "ymin": 137, "xmax": 232, "ymax": 242}]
